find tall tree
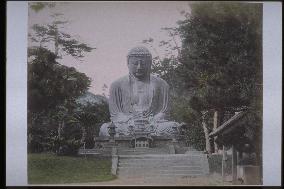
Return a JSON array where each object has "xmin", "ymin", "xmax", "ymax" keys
[
  {"xmin": 142, "ymin": 2, "xmax": 262, "ymax": 152},
  {"xmin": 29, "ymin": 2, "xmax": 95, "ymax": 60},
  {"xmin": 28, "ymin": 2, "xmax": 96, "ymax": 153},
  {"xmin": 27, "ymin": 48, "xmax": 92, "ymax": 153},
  {"xmin": 176, "ymin": 2, "xmax": 262, "ymax": 152}
]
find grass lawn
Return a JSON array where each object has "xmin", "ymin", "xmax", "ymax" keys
[{"xmin": 28, "ymin": 153, "xmax": 117, "ymax": 184}]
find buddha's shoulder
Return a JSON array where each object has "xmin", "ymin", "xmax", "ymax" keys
[
  {"xmin": 150, "ymin": 74, "xmax": 169, "ymax": 88},
  {"xmin": 110, "ymin": 75, "xmax": 129, "ymax": 88}
]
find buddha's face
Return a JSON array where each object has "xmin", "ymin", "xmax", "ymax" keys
[{"xmin": 128, "ymin": 56, "xmax": 151, "ymax": 80}]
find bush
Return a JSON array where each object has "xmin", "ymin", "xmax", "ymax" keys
[
  {"xmin": 55, "ymin": 123, "xmax": 83, "ymax": 156},
  {"xmin": 208, "ymin": 153, "xmax": 232, "ymax": 174},
  {"xmin": 185, "ymin": 124, "xmax": 205, "ymax": 151}
]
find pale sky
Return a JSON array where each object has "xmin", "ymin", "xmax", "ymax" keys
[{"xmin": 28, "ymin": 1, "xmax": 191, "ymax": 95}]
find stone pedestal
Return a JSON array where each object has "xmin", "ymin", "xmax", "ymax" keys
[{"xmin": 94, "ymin": 135, "xmax": 186, "ymax": 149}]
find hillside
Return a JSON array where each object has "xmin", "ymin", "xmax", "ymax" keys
[{"xmin": 76, "ymin": 91, "xmax": 108, "ymax": 106}]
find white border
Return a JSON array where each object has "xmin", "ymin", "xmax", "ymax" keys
[
  {"xmin": 6, "ymin": 1, "xmax": 28, "ymax": 186},
  {"xmin": 6, "ymin": 1, "xmax": 282, "ymax": 186},
  {"xmin": 262, "ymin": 2, "xmax": 282, "ymax": 186}
]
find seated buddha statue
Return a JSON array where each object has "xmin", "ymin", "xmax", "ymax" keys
[{"xmin": 99, "ymin": 46, "xmax": 184, "ymax": 137}]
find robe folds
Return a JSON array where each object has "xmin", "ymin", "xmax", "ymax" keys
[
  {"xmin": 99, "ymin": 74, "xmax": 183, "ymax": 137},
  {"xmin": 109, "ymin": 74, "xmax": 169, "ymax": 123}
]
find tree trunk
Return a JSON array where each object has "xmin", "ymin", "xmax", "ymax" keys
[
  {"xmin": 202, "ymin": 112, "xmax": 211, "ymax": 154},
  {"xmin": 58, "ymin": 119, "xmax": 64, "ymax": 139},
  {"xmin": 213, "ymin": 111, "xmax": 219, "ymax": 153},
  {"xmin": 81, "ymin": 126, "xmax": 86, "ymax": 143},
  {"xmin": 213, "ymin": 110, "xmax": 223, "ymax": 153},
  {"xmin": 54, "ymin": 26, "xmax": 59, "ymax": 57}
]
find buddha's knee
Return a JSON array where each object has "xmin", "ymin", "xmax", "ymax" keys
[
  {"xmin": 99, "ymin": 122, "xmax": 111, "ymax": 136},
  {"xmin": 156, "ymin": 122, "xmax": 179, "ymax": 136}
]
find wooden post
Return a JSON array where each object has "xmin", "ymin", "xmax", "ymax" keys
[
  {"xmin": 84, "ymin": 142, "xmax": 86, "ymax": 159},
  {"xmin": 213, "ymin": 111, "xmax": 219, "ymax": 153},
  {"xmin": 232, "ymin": 145, "xmax": 238, "ymax": 184},
  {"xmin": 222, "ymin": 145, "xmax": 226, "ymax": 182}
]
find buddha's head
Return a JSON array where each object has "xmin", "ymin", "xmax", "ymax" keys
[{"xmin": 127, "ymin": 46, "xmax": 152, "ymax": 80}]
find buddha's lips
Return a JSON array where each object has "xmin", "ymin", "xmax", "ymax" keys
[{"xmin": 135, "ymin": 71, "xmax": 144, "ymax": 75}]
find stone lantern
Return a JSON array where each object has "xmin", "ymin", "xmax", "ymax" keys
[
  {"xmin": 171, "ymin": 126, "xmax": 179, "ymax": 143},
  {"xmin": 108, "ymin": 121, "xmax": 116, "ymax": 143}
]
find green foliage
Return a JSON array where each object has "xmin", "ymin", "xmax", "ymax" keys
[
  {"xmin": 28, "ymin": 47, "xmax": 91, "ymax": 113},
  {"xmin": 28, "ymin": 153, "xmax": 116, "ymax": 184},
  {"xmin": 73, "ymin": 102, "xmax": 110, "ymax": 148},
  {"xmin": 30, "ymin": 23, "xmax": 95, "ymax": 59},
  {"xmin": 177, "ymin": 2, "xmax": 262, "ymax": 111},
  {"xmin": 28, "ymin": 3, "xmax": 97, "ymax": 155},
  {"xmin": 27, "ymin": 47, "xmax": 93, "ymax": 154},
  {"xmin": 29, "ymin": 2, "xmax": 56, "ymax": 13},
  {"xmin": 178, "ymin": 2, "xmax": 262, "ymax": 152},
  {"xmin": 208, "ymin": 154, "xmax": 232, "ymax": 174},
  {"xmin": 184, "ymin": 124, "xmax": 205, "ymax": 151},
  {"xmin": 56, "ymin": 121, "xmax": 83, "ymax": 156},
  {"xmin": 29, "ymin": 4, "xmax": 95, "ymax": 60},
  {"xmin": 145, "ymin": 2, "xmax": 262, "ymax": 151}
]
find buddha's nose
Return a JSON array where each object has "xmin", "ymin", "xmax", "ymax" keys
[{"xmin": 137, "ymin": 63, "xmax": 142, "ymax": 69}]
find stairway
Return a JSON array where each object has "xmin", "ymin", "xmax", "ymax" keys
[
  {"xmin": 117, "ymin": 152, "xmax": 209, "ymax": 179},
  {"xmin": 117, "ymin": 147, "xmax": 170, "ymax": 155}
]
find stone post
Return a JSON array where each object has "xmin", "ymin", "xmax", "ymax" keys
[
  {"xmin": 169, "ymin": 144, "xmax": 176, "ymax": 154},
  {"xmin": 108, "ymin": 121, "xmax": 116, "ymax": 145},
  {"xmin": 111, "ymin": 147, "xmax": 118, "ymax": 175}
]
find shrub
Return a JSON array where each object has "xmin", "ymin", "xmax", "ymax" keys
[{"xmin": 208, "ymin": 153, "xmax": 232, "ymax": 174}]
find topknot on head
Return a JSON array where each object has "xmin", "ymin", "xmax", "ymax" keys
[{"xmin": 127, "ymin": 46, "xmax": 152, "ymax": 58}]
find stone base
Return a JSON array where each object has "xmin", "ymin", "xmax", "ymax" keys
[{"xmin": 94, "ymin": 135, "xmax": 187, "ymax": 149}]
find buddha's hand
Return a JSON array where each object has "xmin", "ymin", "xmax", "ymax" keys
[
  {"xmin": 132, "ymin": 114, "xmax": 150, "ymax": 127},
  {"xmin": 115, "ymin": 113, "xmax": 132, "ymax": 123},
  {"xmin": 133, "ymin": 118, "xmax": 149, "ymax": 125},
  {"xmin": 153, "ymin": 113, "xmax": 166, "ymax": 121}
]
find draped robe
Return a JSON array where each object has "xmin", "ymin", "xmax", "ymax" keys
[{"xmin": 99, "ymin": 74, "xmax": 182, "ymax": 136}]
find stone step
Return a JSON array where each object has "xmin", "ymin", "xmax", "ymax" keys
[
  {"xmin": 119, "ymin": 154, "xmax": 206, "ymax": 160},
  {"xmin": 119, "ymin": 160, "xmax": 203, "ymax": 166},
  {"xmin": 143, "ymin": 174, "xmax": 206, "ymax": 178},
  {"xmin": 118, "ymin": 165, "xmax": 203, "ymax": 169},
  {"xmin": 117, "ymin": 148, "xmax": 170, "ymax": 155},
  {"xmin": 119, "ymin": 158, "xmax": 203, "ymax": 161},
  {"xmin": 118, "ymin": 167, "xmax": 203, "ymax": 173},
  {"xmin": 118, "ymin": 169, "xmax": 204, "ymax": 173},
  {"xmin": 118, "ymin": 154, "xmax": 205, "ymax": 158},
  {"xmin": 119, "ymin": 158, "xmax": 203, "ymax": 162},
  {"xmin": 118, "ymin": 150, "xmax": 169, "ymax": 153},
  {"xmin": 118, "ymin": 172, "xmax": 205, "ymax": 177},
  {"xmin": 117, "ymin": 151, "xmax": 169, "ymax": 155},
  {"xmin": 118, "ymin": 148, "xmax": 169, "ymax": 151},
  {"xmin": 116, "ymin": 152, "xmax": 209, "ymax": 179}
]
